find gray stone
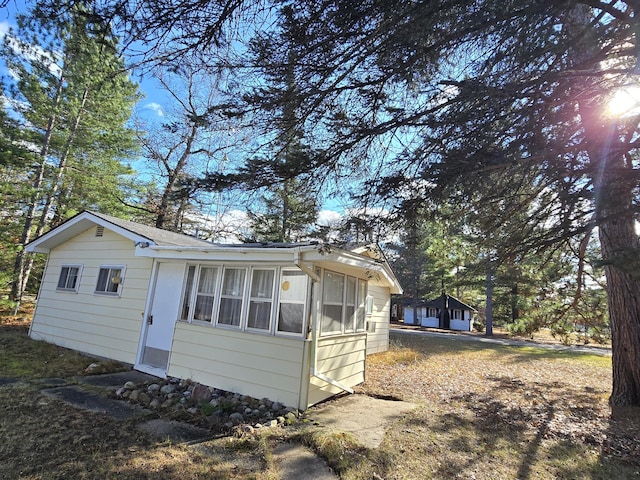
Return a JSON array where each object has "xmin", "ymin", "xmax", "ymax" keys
[
  {"xmin": 272, "ymin": 402, "xmax": 283, "ymax": 411},
  {"xmin": 147, "ymin": 383, "xmax": 160, "ymax": 392},
  {"xmin": 138, "ymin": 392, "xmax": 150, "ymax": 405},
  {"xmin": 115, "ymin": 387, "xmax": 127, "ymax": 397},
  {"xmin": 161, "ymin": 399, "xmax": 173, "ymax": 409},
  {"xmin": 123, "ymin": 381, "xmax": 137, "ymax": 390},
  {"xmin": 209, "ymin": 399, "xmax": 219, "ymax": 408},
  {"xmin": 187, "ymin": 407, "xmax": 198, "ymax": 415},
  {"xmin": 191, "ymin": 383, "xmax": 212, "ymax": 402},
  {"xmin": 229, "ymin": 412, "xmax": 244, "ymax": 425},
  {"xmin": 160, "ymin": 384, "xmax": 176, "ymax": 395},
  {"xmin": 129, "ymin": 389, "xmax": 141, "ymax": 401},
  {"xmin": 149, "ymin": 398, "xmax": 160, "ymax": 409}
]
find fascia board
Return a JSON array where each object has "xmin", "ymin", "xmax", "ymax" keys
[
  {"xmin": 25, "ymin": 212, "xmax": 153, "ymax": 253},
  {"xmin": 136, "ymin": 244, "xmax": 313, "ymax": 263}
]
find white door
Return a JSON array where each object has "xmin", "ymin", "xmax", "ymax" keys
[{"xmin": 140, "ymin": 262, "xmax": 184, "ymax": 371}]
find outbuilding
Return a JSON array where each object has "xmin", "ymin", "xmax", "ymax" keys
[
  {"xmin": 26, "ymin": 211, "xmax": 402, "ymax": 410},
  {"xmin": 402, "ymin": 294, "xmax": 476, "ymax": 331}
]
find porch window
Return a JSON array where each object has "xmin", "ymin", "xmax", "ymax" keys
[
  {"xmin": 277, "ymin": 270, "xmax": 307, "ymax": 335},
  {"xmin": 356, "ymin": 279, "xmax": 367, "ymax": 331},
  {"xmin": 321, "ymin": 270, "xmax": 368, "ymax": 336},
  {"xmin": 344, "ymin": 276, "xmax": 357, "ymax": 333},
  {"xmin": 321, "ymin": 270, "xmax": 344, "ymax": 335},
  {"xmin": 194, "ymin": 266, "xmax": 217, "ymax": 322},
  {"xmin": 247, "ymin": 269, "xmax": 275, "ymax": 330},
  {"xmin": 180, "ymin": 265, "xmax": 196, "ymax": 321},
  {"xmin": 57, "ymin": 265, "xmax": 82, "ymax": 292},
  {"xmin": 95, "ymin": 266, "xmax": 125, "ymax": 296},
  {"xmin": 218, "ymin": 268, "xmax": 246, "ymax": 327}
]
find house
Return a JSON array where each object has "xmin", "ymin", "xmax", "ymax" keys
[
  {"xmin": 402, "ymin": 294, "xmax": 476, "ymax": 331},
  {"xmin": 25, "ymin": 211, "xmax": 402, "ymax": 410}
]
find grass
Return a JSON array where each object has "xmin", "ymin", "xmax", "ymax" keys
[{"xmin": 1, "ymin": 307, "xmax": 639, "ymax": 479}]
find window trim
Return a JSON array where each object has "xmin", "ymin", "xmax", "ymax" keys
[
  {"xmin": 56, "ymin": 264, "xmax": 83, "ymax": 293},
  {"xmin": 94, "ymin": 265, "xmax": 126, "ymax": 296}
]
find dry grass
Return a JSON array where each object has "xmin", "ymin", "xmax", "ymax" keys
[
  {"xmin": 1, "ymin": 306, "xmax": 638, "ymax": 479},
  {"xmin": 344, "ymin": 332, "xmax": 640, "ymax": 479}
]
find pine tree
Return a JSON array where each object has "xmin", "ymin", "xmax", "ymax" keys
[
  {"xmin": 41, "ymin": 0, "xmax": 640, "ymax": 406},
  {"xmin": 2, "ymin": 3, "xmax": 139, "ymax": 302}
]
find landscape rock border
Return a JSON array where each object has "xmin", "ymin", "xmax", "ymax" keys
[{"xmin": 113, "ymin": 376, "xmax": 299, "ymax": 433}]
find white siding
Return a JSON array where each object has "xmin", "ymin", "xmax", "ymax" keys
[
  {"xmin": 307, "ymin": 334, "xmax": 366, "ymax": 407},
  {"xmin": 29, "ymin": 227, "xmax": 152, "ymax": 364},
  {"xmin": 168, "ymin": 322, "xmax": 308, "ymax": 409},
  {"xmin": 366, "ymin": 284, "xmax": 391, "ymax": 355}
]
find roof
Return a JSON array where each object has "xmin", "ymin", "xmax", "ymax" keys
[
  {"xmin": 424, "ymin": 294, "xmax": 477, "ymax": 312},
  {"xmin": 89, "ymin": 211, "xmax": 212, "ymax": 247},
  {"xmin": 403, "ymin": 294, "xmax": 476, "ymax": 312},
  {"xmin": 26, "ymin": 210, "xmax": 210, "ymax": 253},
  {"xmin": 25, "ymin": 210, "xmax": 403, "ymax": 294}
]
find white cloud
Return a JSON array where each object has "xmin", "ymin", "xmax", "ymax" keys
[
  {"xmin": 317, "ymin": 209, "xmax": 342, "ymax": 226},
  {"xmin": 144, "ymin": 102, "xmax": 164, "ymax": 117},
  {"xmin": 0, "ymin": 21, "xmax": 10, "ymax": 38}
]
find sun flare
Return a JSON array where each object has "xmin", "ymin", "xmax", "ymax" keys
[{"xmin": 607, "ymin": 86, "xmax": 640, "ymax": 117}]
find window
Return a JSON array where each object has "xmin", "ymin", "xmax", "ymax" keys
[
  {"xmin": 321, "ymin": 270, "xmax": 368, "ymax": 336},
  {"xmin": 247, "ymin": 269, "xmax": 275, "ymax": 330},
  {"xmin": 321, "ymin": 270, "xmax": 344, "ymax": 335},
  {"xmin": 180, "ymin": 265, "xmax": 196, "ymax": 321},
  {"xmin": 194, "ymin": 266, "xmax": 218, "ymax": 322},
  {"xmin": 95, "ymin": 266, "xmax": 125, "ymax": 295},
  {"xmin": 57, "ymin": 265, "xmax": 82, "ymax": 292},
  {"xmin": 218, "ymin": 268, "xmax": 246, "ymax": 327},
  {"xmin": 344, "ymin": 276, "xmax": 357, "ymax": 333},
  {"xmin": 356, "ymin": 279, "xmax": 367, "ymax": 331},
  {"xmin": 177, "ymin": 264, "xmax": 309, "ymax": 337},
  {"xmin": 277, "ymin": 270, "xmax": 308, "ymax": 335}
]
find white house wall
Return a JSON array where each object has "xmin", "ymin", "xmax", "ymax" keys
[
  {"xmin": 168, "ymin": 322, "xmax": 308, "ymax": 409},
  {"xmin": 366, "ymin": 284, "xmax": 391, "ymax": 355},
  {"xmin": 29, "ymin": 227, "xmax": 152, "ymax": 364},
  {"xmin": 307, "ymin": 334, "xmax": 366, "ymax": 407}
]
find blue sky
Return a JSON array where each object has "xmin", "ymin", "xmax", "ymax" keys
[{"xmin": 0, "ymin": 1, "xmax": 349, "ymax": 235}]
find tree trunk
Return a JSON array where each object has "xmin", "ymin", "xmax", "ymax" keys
[
  {"xmin": 156, "ymin": 123, "xmax": 198, "ymax": 230},
  {"xmin": 569, "ymin": 3, "xmax": 640, "ymax": 407},
  {"xmin": 485, "ymin": 265, "xmax": 494, "ymax": 336},
  {"xmin": 595, "ymin": 154, "xmax": 640, "ymax": 406},
  {"xmin": 11, "ymin": 72, "xmax": 65, "ymax": 302}
]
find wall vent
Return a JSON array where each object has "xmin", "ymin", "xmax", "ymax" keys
[{"xmin": 95, "ymin": 225, "xmax": 104, "ymax": 237}]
